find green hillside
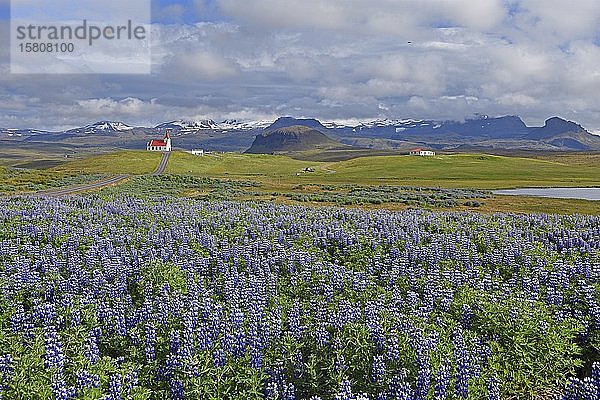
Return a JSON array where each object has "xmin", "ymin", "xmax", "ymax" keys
[
  {"xmin": 164, "ymin": 152, "xmax": 600, "ymax": 189},
  {"xmin": 165, "ymin": 151, "xmax": 318, "ymax": 180},
  {"xmin": 57, "ymin": 151, "xmax": 163, "ymax": 175}
]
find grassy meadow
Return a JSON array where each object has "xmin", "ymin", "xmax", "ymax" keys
[
  {"xmin": 155, "ymin": 151, "xmax": 600, "ymax": 189},
  {"xmin": 55, "ymin": 151, "xmax": 163, "ymax": 175},
  {"xmin": 2, "ymin": 149, "xmax": 598, "ymax": 214}
]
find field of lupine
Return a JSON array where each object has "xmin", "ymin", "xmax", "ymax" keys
[{"xmin": 0, "ymin": 195, "xmax": 599, "ymax": 399}]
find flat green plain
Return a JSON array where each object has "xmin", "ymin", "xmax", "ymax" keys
[
  {"xmin": 56, "ymin": 151, "xmax": 163, "ymax": 175},
  {"xmin": 9, "ymin": 150, "xmax": 599, "ymax": 214},
  {"xmin": 159, "ymin": 151, "xmax": 600, "ymax": 189}
]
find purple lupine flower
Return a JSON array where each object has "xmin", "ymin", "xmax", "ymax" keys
[
  {"xmin": 44, "ymin": 325, "xmax": 65, "ymax": 372},
  {"xmin": 144, "ymin": 323, "xmax": 156, "ymax": 362},
  {"xmin": 0, "ymin": 354, "xmax": 14, "ymax": 396},
  {"xmin": 124, "ymin": 369, "xmax": 139, "ymax": 397},
  {"xmin": 372, "ymin": 355, "xmax": 385, "ymax": 383},
  {"xmin": 453, "ymin": 327, "xmax": 470, "ymax": 399},
  {"xmin": 387, "ymin": 376, "xmax": 413, "ymax": 400},
  {"xmin": 84, "ymin": 327, "xmax": 101, "ymax": 365},
  {"xmin": 250, "ymin": 346, "xmax": 262, "ymax": 369},
  {"xmin": 488, "ymin": 376, "xmax": 500, "ymax": 400},
  {"xmin": 233, "ymin": 329, "xmax": 247, "ymax": 358},
  {"xmin": 76, "ymin": 370, "xmax": 100, "ymax": 391},
  {"xmin": 434, "ymin": 363, "xmax": 451, "ymax": 400},
  {"xmin": 593, "ymin": 362, "xmax": 600, "ymax": 390},
  {"xmin": 314, "ymin": 323, "xmax": 330, "ymax": 347},
  {"xmin": 335, "ymin": 379, "xmax": 354, "ymax": 400},
  {"xmin": 52, "ymin": 377, "xmax": 69, "ymax": 400},
  {"xmin": 561, "ymin": 377, "xmax": 584, "ymax": 400},
  {"xmin": 461, "ymin": 304, "xmax": 473, "ymax": 328},
  {"xmin": 293, "ymin": 349, "xmax": 303, "ymax": 379},
  {"xmin": 385, "ymin": 332, "xmax": 400, "ymax": 362},
  {"xmin": 415, "ymin": 349, "xmax": 432, "ymax": 399},
  {"xmin": 70, "ymin": 308, "xmax": 81, "ymax": 328},
  {"xmin": 288, "ymin": 301, "xmax": 303, "ymax": 341},
  {"xmin": 213, "ymin": 348, "xmax": 226, "ymax": 368},
  {"xmin": 170, "ymin": 379, "xmax": 185, "ymax": 400},
  {"xmin": 9, "ymin": 305, "xmax": 24, "ymax": 333},
  {"xmin": 107, "ymin": 374, "xmax": 122, "ymax": 400},
  {"xmin": 170, "ymin": 330, "xmax": 181, "ymax": 355},
  {"xmin": 0, "ymin": 355, "xmax": 13, "ymax": 379},
  {"xmin": 282, "ymin": 381, "xmax": 296, "ymax": 400}
]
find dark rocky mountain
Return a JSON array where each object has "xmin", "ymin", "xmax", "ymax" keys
[
  {"xmin": 389, "ymin": 116, "xmax": 600, "ymax": 151},
  {"xmin": 245, "ymin": 125, "xmax": 342, "ymax": 154},
  {"xmin": 433, "ymin": 115, "xmax": 530, "ymax": 139},
  {"xmin": 263, "ymin": 115, "xmax": 600, "ymax": 151},
  {"xmin": 264, "ymin": 117, "xmax": 328, "ymax": 132},
  {"xmin": 527, "ymin": 117, "xmax": 587, "ymax": 140}
]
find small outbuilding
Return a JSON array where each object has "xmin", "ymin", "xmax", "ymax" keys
[{"xmin": 409, "ymin": 148, "xmax": 435, "ymax": 156}]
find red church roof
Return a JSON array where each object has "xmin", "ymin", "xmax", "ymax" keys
[{"xmin": 149, "ymin": 140, "xmax": 167, "ymax": 147}]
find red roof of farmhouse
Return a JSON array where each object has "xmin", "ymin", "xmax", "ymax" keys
[{"xmin": 149, "ymin": 140, "xmax": 167, "ymax": 146}]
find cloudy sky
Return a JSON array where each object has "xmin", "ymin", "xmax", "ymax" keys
[{"xmin": 1, "ymin": 0, "xmax": 600, "ymax": 131}]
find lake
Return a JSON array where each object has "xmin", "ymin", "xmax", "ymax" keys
[{"xmin": 493, "ymin": 187, "xmax": 600, "ymax": 201}]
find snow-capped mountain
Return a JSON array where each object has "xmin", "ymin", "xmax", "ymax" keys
[
  {"xmin": 66, "ymin": 121, "xmax": 134, "ymax": 134},
  {"xmin": 0, "ymin": 128, "xmax": 51, "ymax": 136},
  {"xmin": 2, "ymin": 115, "xmax": 599, "ymax": 152},
  {"xmin": 155, "ymin": 120, "xmax": 219, "ymax": 133},
  {"xmin": 351, "ymin": 119, "xmax": 438, "ymax": 133},
  {"xmin": 218, "ymin": 119, "xmax": 273, "ymax": 131},
  {"xmin": 153, "ymin": 119, "xmax": 274, "ymax": 134}
]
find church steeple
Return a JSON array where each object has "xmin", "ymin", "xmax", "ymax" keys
[{"xmin": 164, "ymin": 130, "xmax": 172, "ymax": 151}]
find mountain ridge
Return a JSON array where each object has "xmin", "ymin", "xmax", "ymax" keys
[{"xmin": 2, "ymin": 115, "xmax": 599, "ymax": 152}]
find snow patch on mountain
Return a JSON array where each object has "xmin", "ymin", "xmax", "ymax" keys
[
  {"xmin": 84, "ymin": 121, "xmax": 134, "ymax": 132},
  {"xmin": 218, "ymin": 119, "xmax": 273, "ymax": 131},
  {"xmin": 155, "ymin": 120, "xmax": 219, "ymax": 132}
]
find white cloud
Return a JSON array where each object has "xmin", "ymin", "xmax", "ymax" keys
[
  {"xmin": 513, "ymin": 0, "xmax": 600, "ymax": 41},
  {"xmin": 441, "ymin": 0, "xmax": 507, "ymax": 31},
  {"xmin": 2, "ymin": 1, "xmax": 600, "ymax": 132},
  {"xmin": 165, "ymin": 52, "xmax": 239, "ymax": 81},
  {"xmin": 73, "ymin": 97, "xmax": 160, "ymax": 118},
  {"xmin": 160, "ymin": 4, "xmax": 186, "ymax": 21},
  {"xmin": 497, "ymin": 93, "xmax": 537, "ymax": 106}
]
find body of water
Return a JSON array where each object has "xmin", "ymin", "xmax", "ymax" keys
[{"xmin": 493, "ymin": 187, "xmax": 600, "ymax": 201}]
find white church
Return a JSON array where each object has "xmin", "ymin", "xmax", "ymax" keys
[{"xmin": 147, "ymin": 132, "xmax": 172, "ymax": 152}]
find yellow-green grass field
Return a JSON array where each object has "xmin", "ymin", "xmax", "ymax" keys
[
  {"xmin": 26, "ymin": 150, "xmax": 600, "ymax": 215},
  {"xmin": 325, "ymin": 153, "xmax": 600, "ymax": 188},
  {"xmin": 157, "ymin": 151, "xmax": 600, "ymax": 189},
  {"xmin": 56, "ymin": 151, "xmax": 163, "ymax": 175}
]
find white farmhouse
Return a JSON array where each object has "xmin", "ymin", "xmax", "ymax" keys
[
  {"xmin": 409, "ymin": 148, "xmax": 435, "ymax": 156},
  {"xmin": 147, "ymin": 132, "xmax": 172, "ymax": 152},
  {"xmin": 190, "ymin": 149, "xmax": 204, "ymax": 156}
]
